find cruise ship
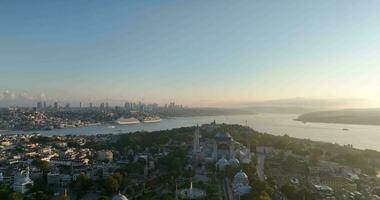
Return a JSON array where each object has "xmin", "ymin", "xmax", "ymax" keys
[
  {"xmin": 142, "ymin": 116, "xmax": 161, "ymax": 123},
  {"xmin": 115, "ymin": 117, "xmax": 140, "ymax": 125}
]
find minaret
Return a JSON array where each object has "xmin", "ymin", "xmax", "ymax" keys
[
  {"xmin": 144, "ymin": 156, "xmax": 148, "ymax": 177},
  {"xmin": 175, "ymin": 182, "xmax": 178, "ymax": 200},
  {"xmin": 189, "ymin": 177, "xmax": 193, "ymax": 196},
  {"xmin": 247, "ymin": 142, "xmax": 251, "ymax": 158},
  {"xmin": 193, "ymin": 125, "xmax": 200, "ymax": 155},
  {"xmin": 212, "ymin": 141, "xmax": 218, "ymax": 160},
  {"xmin": 26, "ymin": 165, "xmax": 30, "ymax": 178},
  {"xmin": 245, "ymin": 123, "xmax": 252, "ymax": 158},
  {"xmin": 229, "ymin": 143, "xmax": 235, "ymax": 159}
]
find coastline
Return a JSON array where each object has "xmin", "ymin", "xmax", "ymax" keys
[
  {"xmin": 3, "ymin": 113, "xmax": 380, "ymax": 151},
  {"xmin": 294, "ymin": 118, "xmax": 380, "ymax": 127}
]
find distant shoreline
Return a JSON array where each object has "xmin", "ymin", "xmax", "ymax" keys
[
  {"xmin": 296, "ymin": 108, "xmax": 380, "ymax": 127},
  {"xmin": 294, "ymin": 118, "xmax": 380, "ymax": 127}
]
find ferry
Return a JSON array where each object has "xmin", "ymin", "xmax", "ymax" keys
[{"xmin": 115, "ymin": 117, "xmax": 140, "ymax": 125}]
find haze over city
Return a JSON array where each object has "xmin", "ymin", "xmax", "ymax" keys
[
  {"xmin": 1, "ymin": 1, "xmax": 380, "ymax": 107},
  {"xmin": 4, "ymin": 2, "xmax": 380, "ymax": 200}
]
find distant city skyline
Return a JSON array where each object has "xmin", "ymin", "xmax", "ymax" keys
[
  {"xmin": 1, "ymin": 1, "xmax": 380, "ymax": 107},
  {"xmin": 1, "ymin": 89, "xmax": 378, "ymax": 109}
]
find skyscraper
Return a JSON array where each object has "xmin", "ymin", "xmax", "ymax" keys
[
  {"xmin": 36, "ymin": 102, "xmax": 42, "ymax": 110},
  {"xmin": 54, "ymin": 102, "xmax": 59, "ymax": 110},
  {"xmin": 124, "ymin": 101, "xmax": 130, "ymax": 110}
]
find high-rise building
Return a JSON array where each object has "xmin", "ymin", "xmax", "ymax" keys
[
  {"xmin": 79, "ymin": 102, "xmax": 82, "ymax": 108},
  {"xmin": 36, "ymin": 102, "xmax": 42, "ymax": 110},
  {"xmin": 43, "ymin": 101, "xmax": 47, "ymax": 109},
  {"xmin": 138, "ymin": 101, "xmax": 143, "ymax": 111},
  {"xmin": 89, "ymin": 103, "xmax": 93, "ymax": 109},
  {"xmin": 124, "ymin": 101, "xmax": 130, "ymax": 110},
  {"xmin": 54, "ymin": 102, "xmax": 59, "ymax": 110}
]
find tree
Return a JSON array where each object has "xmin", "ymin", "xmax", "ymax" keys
[
  {"xmin": 71, "ymin": 174, "xmax": 93, "ymax": 198},
  {"xmin": 280, "ymin": 185, "xmax": 299, "ymax": 200},
  {"xmin": 257, "ymin": 191, "xmax": 271, "ymax": 200},
  {"xmin": 31, "ymin": 159, "xmax": 50, "ymax": 173},
  {"xmin": 112, "ymin": 172, "xmax": 124, "ymax": 187},
  {"xmin": 29, "ymin": 191, "xmax": 51, "ymax": 200},
  {"xmin": 102, "ymin": 176, "xmax": 120, "ymax": 195},
  {"xmin": 57, "ymin": 196, "xmax": 69, "ymax": 200},
  {"xmin": 8, "ymin": 192, "xmax": 23, "ymax": 200},
  {"xmin": 98, "ymin": 196, "xmax": 111, "ymax": 200},
  {"xmin": 0, "ymin": 186, "xmax": 12, "ymax": 199},
  {"xmin": 309, "ymin": 148, "xmax": 323, "ymax": 166},
  {"xmin": 244, "ymin": 178, "xmax": 273, "ymax": 200}
]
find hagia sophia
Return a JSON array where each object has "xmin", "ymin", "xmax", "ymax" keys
[{"xmin": 191, "ymin": 124, "xmax": 253, "ymax": 199}]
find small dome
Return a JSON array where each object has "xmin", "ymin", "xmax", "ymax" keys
[
  {"xmin": 215, "ymin": 132, "xmax": 232, "ymax": 139},
  {"xmin": 233, "ymin": 170, "xmax": 249, "ymax": 185},
  {"xmin": 234, "ymin": 185, "xmax": 252, "ymax": 196},
  {"xmin": 215, "ymin": 132, "xmax": 232, "ymax": 141},
  {"xmin": 216, "ymin": 157, "xmax": 229, "ymax": 170},
  {"xmin": 229, "ymin": 158, "xmax": 240, "ymax": 167},
  {"xmin": 112, "ymin": 193, "xmax": 128, "ymax": 200}
]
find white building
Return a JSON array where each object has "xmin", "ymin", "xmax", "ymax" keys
[{"xmin": 13, "ymin": 167, "xmax": 34, "ymax": 194}]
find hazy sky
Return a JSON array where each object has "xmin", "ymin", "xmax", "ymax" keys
[{"xmin": 1, "ymin": 1, "xmax": 380, "ymax": 106}]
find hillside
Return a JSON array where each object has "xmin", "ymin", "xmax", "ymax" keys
[{"xmin": 296, "ymin": 108, "xmax": 380, "ymax": 126}]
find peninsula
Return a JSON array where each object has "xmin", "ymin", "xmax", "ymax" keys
[{"xmin": 296, "ymin": 108, "xmax": 380, "ymax": 126}]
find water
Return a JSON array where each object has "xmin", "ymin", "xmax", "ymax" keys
[{"xmin": 4, "ymin": 113, "xmax": 380, "ymax": 151}]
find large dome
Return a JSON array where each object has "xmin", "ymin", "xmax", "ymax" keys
[
  {"xmin": 112, "ymin": 193, "xmax": 128, "ymax": 200},
  {"xmin": 233, "ymin": 170, "xmax": 249, "ymax": 185},
  {"xmin": 229, "ymin": 158, "xmax": 240, "ymax": 167},
  {"xmin": 216, "ymin": 157, "xmax": 229, "ymax": 170}
]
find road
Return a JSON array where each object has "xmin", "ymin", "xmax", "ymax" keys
[
  {"xmin": 257, "ymin": 153, "xmax": 266, "ymax": 181},
  {"xmin": 225, "ymin": 178, "xmax": 234, "ymax": 200}
]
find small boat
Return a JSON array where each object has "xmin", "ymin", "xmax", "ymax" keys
[
  {"xmin": 108, "ymin": 125, "xmax": 116, "ymax": 129},
  {"xmin": 342, "ymin": 128, "xmax": 349, "ymax": 131}
]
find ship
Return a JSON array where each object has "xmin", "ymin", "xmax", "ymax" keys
[
  {"xmin": 142, "ymin": 116, "xmax": 161, "ymax": 123},
  {"xmin": 115, "ymin": 117, "xmax": 140, "ymax": 125}
]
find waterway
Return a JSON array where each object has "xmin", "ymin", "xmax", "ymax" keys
[{"xmin": 4, "ymin": 114, "xmax": 380, "ymax": 151}]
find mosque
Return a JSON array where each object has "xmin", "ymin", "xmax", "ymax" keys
[
  {"xmin": 193, "ymin": 124, "xmax": 253, "ymax": 199},
  {"xmin": 193, "ymin": 125, "xmax": 252, "ymax": 166},
  {"xmin": 13, "ymin": 166, "xmax": 34, "ymax": 194}
]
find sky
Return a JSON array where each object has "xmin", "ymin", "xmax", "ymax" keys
[{"xmin": 1, "ymin": 1, "xmax": 380, "ymax": 107}]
